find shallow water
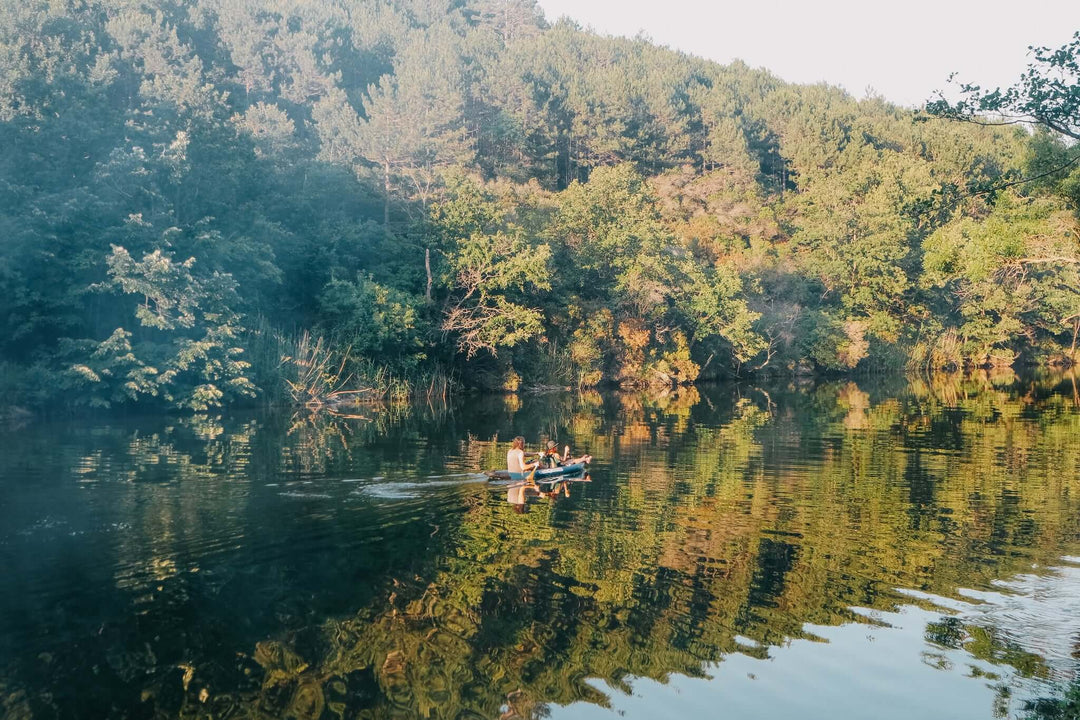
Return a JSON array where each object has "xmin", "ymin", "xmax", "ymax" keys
[{"xmin": 1, "ymin": 374, "xmax": 1079, "ymax": 719}]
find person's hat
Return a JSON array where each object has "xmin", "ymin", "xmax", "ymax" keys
[{"xmin": 546, "ymin": 440, "xmax": 557, "ymax": 450}]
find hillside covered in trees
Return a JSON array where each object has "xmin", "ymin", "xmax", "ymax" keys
[{"xmin": 1, "ymin": 0, "xmax": 1078, "ymax": 411}]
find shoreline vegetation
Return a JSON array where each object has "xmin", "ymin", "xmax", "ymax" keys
[{"xmin": 1, "ymin": 2, "xmax": 1078, "ymax": 415}]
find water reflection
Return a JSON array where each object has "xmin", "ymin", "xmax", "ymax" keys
[
  {"xmin": 504, "ymin": 474, "xmax": 589, "ymax": 514},
  {"xmin": 0, "ymin": 373, "xmax": 1079, "ymax": 718}
]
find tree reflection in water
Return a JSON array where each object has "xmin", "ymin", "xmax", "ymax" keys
[{"xmin": 0, "ymin": 373, "xmax": 1078, "ymax": 718}]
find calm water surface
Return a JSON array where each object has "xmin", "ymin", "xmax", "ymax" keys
[{"xmin": 2, "ymin": 374, "xmax": 1080, "ymax": 719}]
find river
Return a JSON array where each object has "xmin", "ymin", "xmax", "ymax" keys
[{"xmin": 1, "ymin": 373, "xmax": 1079, "ymax": 719}]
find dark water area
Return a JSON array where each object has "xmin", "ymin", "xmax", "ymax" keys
[{"xmin": 2, "ymin": 373, "xmax": 1080, "ymax": 719}]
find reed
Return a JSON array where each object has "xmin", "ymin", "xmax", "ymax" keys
[{"xmin": 247, "ymin": 319, "xmax": 456, "ymax": 410}]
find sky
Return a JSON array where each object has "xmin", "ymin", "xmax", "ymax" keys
[{"xmin": 533, "ymin": 0, "xmax": 1080, "ymax": 108}]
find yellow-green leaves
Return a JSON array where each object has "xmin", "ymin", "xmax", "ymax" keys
[{"xmin": 921, "ymin": 193, "xmax": 1080, "ymax": 366}]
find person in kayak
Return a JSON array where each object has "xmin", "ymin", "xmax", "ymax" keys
[
  {"xmin": 541, "ymin": 440, "xmax": 592, "ymax": 468},
  {"xmin": 544, "ymin": 440, "xmax": 596, "ymax": 468},
  {"xmin": 507, "ymin": 436, "xmax": 539, "ymax": 474},
  {"xmin": 539, "ymin": 440, "xmax": 562, "ymax": 468}
]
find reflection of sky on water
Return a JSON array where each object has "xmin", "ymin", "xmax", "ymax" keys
[
  {"xmin": 556, "ymin": 565, "xmax": 1080, "ymax": 720},
  {"xmin": 556, "ymin": 603, "xmax": 994, "ymax": 720},
  {"xmin": 961, "ymin": 561, "xmax": 1080, "ymax": 674}
]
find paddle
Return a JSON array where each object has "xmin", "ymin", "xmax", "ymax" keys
[{"xmin": 521, "ymin": 449, "xmax": 548, "ymax": 484}]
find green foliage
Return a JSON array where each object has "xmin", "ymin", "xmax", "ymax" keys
[
  {"xmin": 317, "ymin": 275, "xmax": 427, "ymax": 358},
  {"xmin": 545, "ymin": 164, "xmax": 764, "ymax": 384},
  {"xmin": 927, "ymin": 31, "xmax": 1080, "ymax": 141},
  {"xmin": 427, "ymin": 175, "xmax": 552, "ymax": 362},
  {"xmin": 68, "ymin": 328, "xmax": 163, "ymax": 408},
  {"xmin": 441, "ymin": 222, "xmax": 551, "ymax": 357},
  {"xmin": 1, "ymin": 0, "xmax": 1077, "ymax": 411},
  {"xmin": 922, "ymin": 194, "xmax": 1080, "ymax": 366},
  {"xmin": 68, "ymin": 246, "xmax": 256, "ymax": 410},
  {"xmin": 800, "ymin": 311, "xmax": 871, "ymax": 371}
]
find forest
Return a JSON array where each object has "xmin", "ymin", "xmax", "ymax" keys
[{"xmin": 1, "ymin": 0, "xmax": 1078, "ymax": 411}]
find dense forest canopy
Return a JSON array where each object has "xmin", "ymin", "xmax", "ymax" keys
[{"xmin": 1, "ymin": 0, "xmax": 1078, "ymax": 410}]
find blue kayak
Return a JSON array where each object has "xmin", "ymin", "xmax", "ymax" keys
[{"xmin": 485, "ymin": 462, "xmax": 588, "ymax": 482}]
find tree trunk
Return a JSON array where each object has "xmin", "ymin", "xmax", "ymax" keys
[
  {"xmin": 1071, "ymin": 316, "xmax": 1079, "ymax": 360},
  {"xmin": 425, "ymin": 248, "xmax": 433, "ymax": 302},
  {"xmin": 383, "ymin": 160, "xmax": 391, "ymax": 227}
]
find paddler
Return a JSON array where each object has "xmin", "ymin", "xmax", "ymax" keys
[
  {"xmin": 507, "ymin": 436, "xmax": 539, "ymax": 475},
  {"xmin": 541, "ymin": 439, "xmax": 592, "ymax": 468}
]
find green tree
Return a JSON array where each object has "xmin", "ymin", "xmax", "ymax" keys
[
  {"xmin": 927, "ymin": 31, "xmax": 1080, "ymax": 141},
  {"xmin": 313, "ymin": 26, "xmax": 473, "ymax": 225},
  {"xmin": 549, "ymin": 164, "xmax": 763, "ymax": 384},
  {"xmin": 70, "ymin": 246, "xmax": 256, "ymax": 410},
  {"xmin": 317, "ymin": 275, "xmax": 428, "ymax": 359},
  {"xmin": 922, "ymin": 193, "xmax": 1080, "ymax": 366},
  {"xmin": 432, "ymin": 177, "xmax": 551, "ymax": 358}
]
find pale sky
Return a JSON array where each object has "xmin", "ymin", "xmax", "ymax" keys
[{"xmin": 534, "ymin": 0, "xmax": 1080, "ymax": 108}]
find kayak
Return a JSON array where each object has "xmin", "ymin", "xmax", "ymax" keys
[{"xmin": 484, "ymin": 461, "xmax": 588, "ymax": 482}]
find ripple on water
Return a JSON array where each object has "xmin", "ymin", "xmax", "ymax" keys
[
  {"xmin": 278, "ymin": 491, "xmax": 332, "ymax": 499},
  {"xmin": 1, "ymin": 384, "xmax": 1079, "ymax": 720}
]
